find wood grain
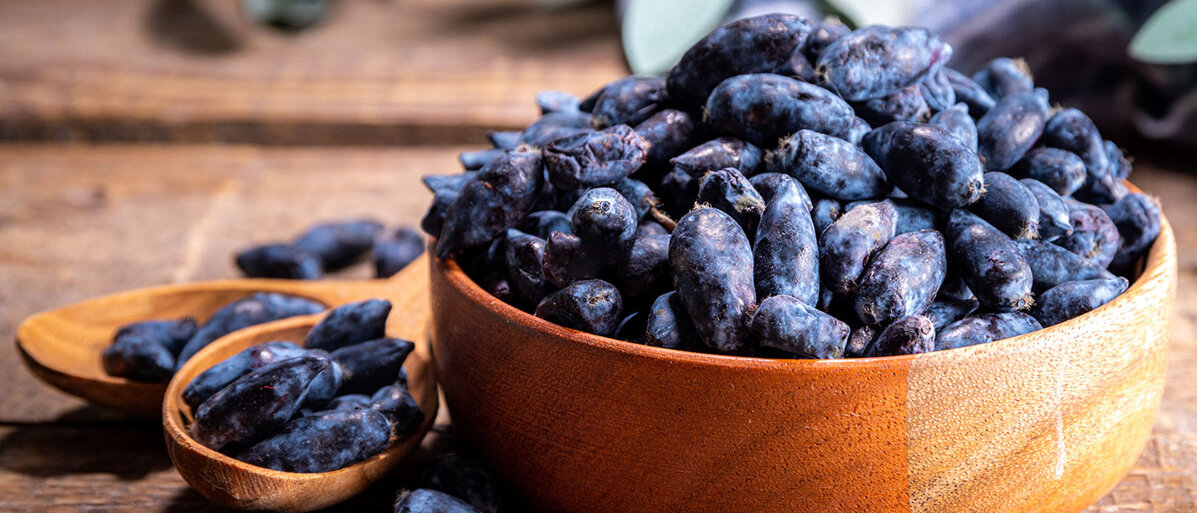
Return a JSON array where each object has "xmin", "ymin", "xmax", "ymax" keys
[
  {"xmin": 0, "ymin": 145, "xmax": 1194, "ymax": 512},
  {"xmin": 0, "ymin": 0, "xmax": 625, "ymax": 145}
]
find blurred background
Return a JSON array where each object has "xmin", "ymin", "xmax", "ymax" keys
[{"xmin": 0, "ymin": 0, "xmax": 1194, "ymax": 512}]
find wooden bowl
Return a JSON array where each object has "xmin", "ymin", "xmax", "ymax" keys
[
  {"xmin": 162, "ymin": 276, "xmax": 438, "ymax": 512},
  {"xmin": 429, "ymin": 213, "xmax": 1176, "ymax": 512}
]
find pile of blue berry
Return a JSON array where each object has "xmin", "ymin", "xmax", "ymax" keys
[
  {"xmin": 181, "ymin": 299, "xmax": 424, "ymax": 473},
  {"xmin": 421, "ymin": 14, "xmax": 1163, "ymax": 359}
]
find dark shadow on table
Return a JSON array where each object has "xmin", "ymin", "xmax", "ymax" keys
[
  {"xmin": 0, "ymin": 405, "xmax": 171, "ymax": 480},
  {"xmin": 145, "ymin": 0, "xmax": 242, "ymax": 55}
]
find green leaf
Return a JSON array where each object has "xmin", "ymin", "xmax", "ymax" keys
[
  {"xmin": 622, "ymin": 0, "xmax": 736, "ymax": 75},
  {"xmin": 1130, "ymin": 0, "xmax": 1197, "ymax": 64}
]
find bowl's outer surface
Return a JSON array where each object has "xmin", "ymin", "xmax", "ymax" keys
[
  {"xmin": 429, "ymin": 213, "xmax": 1176, "ymax": 513},
  {"xmin": 162, "ymin": 260, "xmax": 438, "ymax": 512},
  {"xmin": 15, "ymin": 275, "xmax": 397, "ymax": 417}
]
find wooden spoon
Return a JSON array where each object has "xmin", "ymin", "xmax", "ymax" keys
[
  {"xmin": 161, "ymin": 277, "xmax": 437, "ymax": 512},
  {"xmin": 15, "ymin": 254, "xmax": 431, "ymax": 418}
]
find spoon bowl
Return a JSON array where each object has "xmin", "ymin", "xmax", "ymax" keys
[
  {"xmin": 15, "ymin": 256, "xmax": 428, "ymax": 417},
  {"xmin": 161, "ymin": 258, "xmax": 436, "ymax": 512}
]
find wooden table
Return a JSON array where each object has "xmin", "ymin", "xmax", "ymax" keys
[{"xmin": 0, "ymin": 1, "xmax": 1193, "ymax": 511}]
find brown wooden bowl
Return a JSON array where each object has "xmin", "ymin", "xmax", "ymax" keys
[
  {"xmin": 162, "ymin": 267, "xmax": 438, "ymax": 512},
  {"xmin": 429, "ymin": 209, "xmax": 1176, "ymax": 512}
]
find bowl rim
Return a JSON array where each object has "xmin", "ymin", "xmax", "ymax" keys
[{"xmin": 434, "ymin": 186, "xmax": 1175, "ymax": 371}]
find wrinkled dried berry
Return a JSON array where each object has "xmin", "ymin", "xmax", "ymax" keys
[
  {"xmin": 635, "ymin": 109, "xmax": 700, "ymax": 163},
  {"xmin": 374, "ymin": 227, "xmax": 425, "ymax": 278},
  {"xmin": 928, "ymin": 103, "xmax": 977, "ymax": 150},
  {"xmin": 976, "ymin": 89, "xmax": 1050, "ymax": 171},
  {"xmin": 436, "ymin": 148, "xmax": 543, "ymax": 258},
  {"xmin": 294, "ymin": 219, "xmax": 385, "ymax": 271},
  {"xmin": 667, "ymin": 13, "xmax": 812, "ymax": 109},
  {"xmin": 371, "ymin": 383, "xmax": 425, "ymax": 436},
  {"xmin": 972, "ymin": 57, "xmax": 1033, "ymax": 99},
  {"xmin": 331, "ymin": 337, "xmax": 414, "ymax": 395},
  {"xmin": 590, "ymin": 76, "xmax": 667, "ymax": 129},
  {"xmin": 853, "ymin": 85, "xmax": 930, "ymax": 125},
  {"xmin": 865, "ymin": 315, "xmax": 935, "ymax": 356},
  {"xmin": 854, "ymin": 230, "xmax": 946, "ymax": 325},
  {"xmin": 305, "ymin": 299, "xmax": 392, "ymax": 352},
  {"xmin": 816, "ymin": 25, "xmax": 952, "ymax": 101},
  {"xmin": 238, "ymin": 407, "xmax": 391, "ymax": 473},
  {"xmin": 945, "ymin": 210, "xmax": 1033, "ymax": 311},
  {"xmin": 183, "ymin": 341, "xmax": 307, "ymax": 410},
  {"xmin": 1019, "ymin": 178, "xmax": 1071, "ymax": 241},
  {"xmin": 1103, "ymin": 192, "xmax": 1161, "ymax": 273},
  {"xmin": 544, "ymin": 125, "xmax": 648, "ymax": 190},
  {"xmin": 1031, "ymin": 277, "xmax": 1129, "ymax": 327},
  {"xmin": 970, "ymin": 172, "xmax": 1040, "ymax": 240},
  {"xmin": 643, "ymin": 291, "xmax": 699, "ymax": 350},
  {"xmin": 235, "ymin": 244, "xmax": 324, "ymax": 279},
  {"xmin": 767, "ymin": 129, "xmax": 889, "ymax": 201},
  {"xmin": 417, "ymin": 453, "xmax": 502, "ymax": 513},
  {"xmin": 750, "ymin": 295, "xmax": 849, "ymax": 358},
  {"xmin": 670, "ymin": 208, "xmax": 756, "ymax": 351},
  {"xmin": 862, "ymin": 121, "xmax": 984, "ymax": 208},
  {"xmin": 1054, "ymin": 200, "xmax": 1120, "ymax": 268},
  {"xmin": 193, "ymin": 354, "xmax": 330, "ymax": 453},
  {"xmin": 1012, "ymin": 147, "xmax": 1087, "ymax": 197},
  {"xmin": 754, "ymin": 175, "xmax": 819, "ymax": 305},
  {"xmin": 704, "ymin": 73, "xmax": 855, "ymax": 145},
  {"xmin": 819, "ymin": 201, "xmax": 898, "ymax": 295},
  {"xmin": 697, "ymin": 168, "xmax": 766, "ymax": 237},
  {"xmin": 535, "ymin": 279, "xmax": 623, "ymax": 336},
  {"xmin": 395, "ymin": 489, "xmax": 481, "ymax": 513},
  {"xmin": 177, "ymin": 293, "xmax": 324, "ymax": 365},
  {"xmin": 935, "ymin": 312, "xmax": 1042, "ymax": 350},
  {"xmin": 925, "ymin": 298, "xmax": 979, "ymax": 331}
]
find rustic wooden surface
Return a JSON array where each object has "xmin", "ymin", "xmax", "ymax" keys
[
  {"xmin": 0, "ymin": 0, "xmax": 624, "ymax": 145},
  {"xmin": 0, "ymin": 0, "xmax": 1194, "ymax": 510}
]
